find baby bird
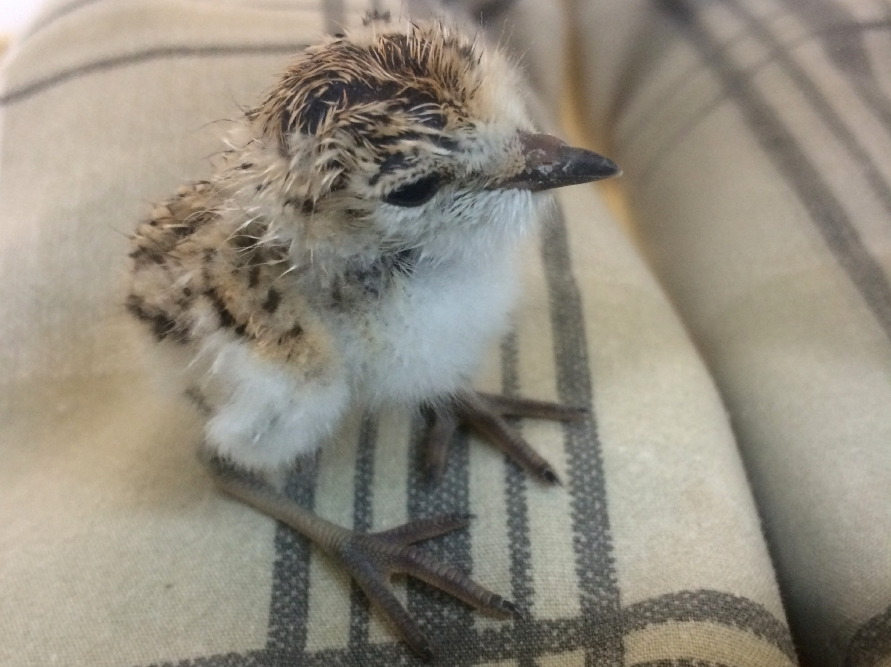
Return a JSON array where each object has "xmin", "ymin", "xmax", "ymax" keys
[{"xmin": 128, "ymin": 13, "xmax": 618, "ymax": 660}]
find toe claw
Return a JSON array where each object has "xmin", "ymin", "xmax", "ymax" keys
[
  {"xmin": 416, "ymin": 641, "xmax": 435, "ymax": 663},
  {"xmin": 541, "ymin": 467, "xmax": 561, "ymax": 485},
  {"xmin": 208, "ymin": 454, "xmax": 505, "ymax": 660},
  {"xmin": 500, "ymin": 598, "xmax": 523, "ymax": 618},
  {"xmin": 424, "ymin": 390, "xmax": 575, "ymax": 484}
]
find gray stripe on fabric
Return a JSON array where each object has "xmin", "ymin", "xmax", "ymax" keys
[
  {"xmin": 499, "ymin": 331, "xmax": 537, "ymax": 667},
  {"xmin": 266, "ymin": 455, "xmax": 321, "ymax": 653},
  {"xmin": 404, "ymin": 414, "xmax": 477, "ymax": 657},
  {"xmin": 147, "ymin": 653, "xmax": 269, "ymax": 667},
  {"xmin": 847, "ymin": 603, "xmax": 891, "ymax": 667},
  {"xmin": 630, "ymin": 14, "xmax": 891, "ymax": 191},
  {"xmin": 624, "ymin": 589, "xmax": 797, "ymax": 661},
  {"xmin": 0, "ymin": 43, "xmax": 308, "ymax": 107},
  {"xmin": 778, "ymin": 0, "xmax": 891, "ymax": 130},
  {"xmin": 348, "ymin": 416, "xmax": 378, "ymax": 652},
  {"xmin": 721, "ymin": 1, "xmax": 891, "ymax": 234},
  {"xmin": 142, "ymin": 590, "xmax": 795, "ymax": 665},
  {"xmin": 540, "ymin": 206, "xmax": 624, "ymax": 664},
  {"xmin": 659, "ymin": 0, "xmax": 891, "ymax": 345},
  {"xmin": 632, "ymin": 662, "xmax": 733, "ymax": 667}
]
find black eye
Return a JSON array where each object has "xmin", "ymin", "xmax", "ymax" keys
[{"xmin": 383, "ymin": 174, "xmax": 441, "ymax": 207}]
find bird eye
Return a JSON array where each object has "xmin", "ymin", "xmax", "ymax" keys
[{"xmin": 383, "ymin": 174, "xmax": 440, "ymax": 207}]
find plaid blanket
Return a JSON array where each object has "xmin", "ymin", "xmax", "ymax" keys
[{"xmin": 0, "ymin": 0, "xmax": 886, "ymax": 664}]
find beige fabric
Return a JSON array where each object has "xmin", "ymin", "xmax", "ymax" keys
[
  {"xmin": 571, "ymin": 0, "xmax": 891, "ymax": 664},
  {"xmin": 1, "ymin": 0, "xmax": 794, "ymax": 664}
]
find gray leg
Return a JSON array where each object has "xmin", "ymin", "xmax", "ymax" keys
[
  {"xmin": 204, "ymin": 454, "xmax": 519, "ymax": 660},
  {"xmin": 424, "ymin": 390, "xmax": 586, "ymax": 484}
]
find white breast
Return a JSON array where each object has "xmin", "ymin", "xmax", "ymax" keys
[{"xmin": 347, "ymin": 247, "xmax": 522, "ymax": 406}]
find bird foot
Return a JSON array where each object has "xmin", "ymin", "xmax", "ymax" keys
[
  {"xmin": 329, "ymin": 514, "xmax": 520, "ymax": 660},
  {"xmin": 206, "ymin": 456, "xmax": 519, "ymax": 661},
  {"xmin": 423, "ymin": 390, "xmax": 586, "ymax": 484}
]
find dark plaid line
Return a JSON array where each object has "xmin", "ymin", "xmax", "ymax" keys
[
  {"xmin": 722, "ymin": 1, "xmax": 891, "ymax": 229},
  {"xmin": 632, "ymin": 11, "xmax": 891, "ymax": 193},
  {"xmin": 540, "ymin": 206, "xmax": 623, "ymax": 663},
  {"xmin": 147, "ymin": 650, "xmax": 269, "ymax": 667},
  {"xmin": 631, "ymin": 661, "xmax": 733, "ymax": 667},
  {"xmin": 404, "ymin": 411, "xmax": 477, "ymax": 661},
  {"xmin": 498, "ymin": 331, "xmax": 537, "ymax": 667},
  {"xmin": 624, "ymin": 3, "xmax": 803, "ymax": 186},
  {"xmin": 779, "ymin": 0, "xmax": 891, "ymax": 131},
  {"xmin": 789, "ymin": 0, "xmax": 877, "ymax": 76},
  {"xmin": 141, "ymin": 589, "xmax": 793, "ymax": 665},
  {"xmin": 624, "ymin": 589, "xmax": 797, "ymax": 661},
  {"xmin": 265, "ymin": 455, "xmax": 323, "ymax": 653},
  {"xmin": 348, "ymin": 415, "xmax": 379, "ymax": 651},
  {"xmin": 847, "ymin": 603, "xmax": 891, "ymax": 667},
  {"xmin": 660, "ymin": 0, "xmax": 891, "ymax": 345},
  {"xmin": 0, "ymin": 43, "xmax": 308, "ymax": 107},
  {"xmin": 250, "ymin": 616, "xmax": 618, "ymax": 666}
]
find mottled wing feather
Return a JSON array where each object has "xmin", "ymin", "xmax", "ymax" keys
[{"xmin": 128, "ymin": 181, "xmax": 328, "ymax": 371}]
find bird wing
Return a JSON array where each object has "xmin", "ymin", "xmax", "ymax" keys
[{"xmin": 128, "ymin": 181, "xmax": 350, "ymax": 470}]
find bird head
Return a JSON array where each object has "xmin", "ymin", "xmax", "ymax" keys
[{"xmin": 229, "ymin": 14, "xmax": 619, "ymax": 267}]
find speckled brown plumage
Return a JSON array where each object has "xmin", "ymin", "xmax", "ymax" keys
[{"xmin": 127, "ymin": 12, "xmax": 618, "ymax": 659}]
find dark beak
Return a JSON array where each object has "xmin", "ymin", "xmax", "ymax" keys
[{"xmin": 495, "ymin": 131, "xmax": 621, "ymax": 191}]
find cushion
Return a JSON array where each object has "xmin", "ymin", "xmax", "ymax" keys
[
  {"xmin": 1, "ymin": 0, "xmax": 797, "ymax": 664},
  {"xmin": 571, "ymin": 0, "xmax": 891, "ymax": 664}
]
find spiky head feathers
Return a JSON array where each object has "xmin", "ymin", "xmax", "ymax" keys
[
  {"xmin": 263, "ymin": 20, "xmax": 531, "ymax": 188},
  {"xmin": 224, "ymin": 16, "xmax": 539, "ymax": 265}
]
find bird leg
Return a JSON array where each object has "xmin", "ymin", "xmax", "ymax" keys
[
  {"xmin": 205, "ymin": 454, "xmax": 519, "ymax": 661},
  {"xmin": 424, "ymin": 390, "xmax": 586, "ymax": 484}
]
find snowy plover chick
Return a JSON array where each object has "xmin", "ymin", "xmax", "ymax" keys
[{"xmin": 128, "ymin": 13, "xmax": 619, "ymax": 659}]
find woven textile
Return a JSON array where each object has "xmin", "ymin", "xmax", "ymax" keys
[
  {"xmin": 3, "ymin": 0, "xmax": 872, "ymax": 664},
  {"xmin": 573, "ymin": 1, "xmax": 891, "ymax": 664}
]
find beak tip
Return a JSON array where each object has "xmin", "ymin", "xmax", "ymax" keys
[
  {"xmin": 500, "ymin": 132, "xmax": 622, "ymax": 192},
  {"xmin": 578, "ymin": 152, "xmax": 622, "ymax": 182}
]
